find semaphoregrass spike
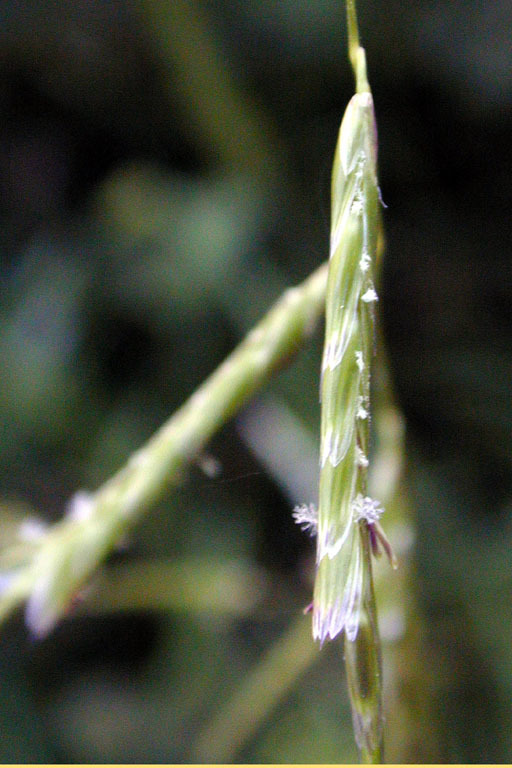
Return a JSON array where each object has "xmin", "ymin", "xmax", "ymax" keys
[
  {"xmin": 314, "ymin": 58, "xmax": 381, "ymax": 647},
  {"xmin": 293, "ymin": 1, "xmax": 394, "ymax": 762}
]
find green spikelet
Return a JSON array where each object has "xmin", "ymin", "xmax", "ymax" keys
[
  {"xmin": 311, "ymin": 2, "xmax": 391, "ymax": 760},
  {"xmin": 313, "ymin": 52, "xmax": 380, "ymax": 646}
]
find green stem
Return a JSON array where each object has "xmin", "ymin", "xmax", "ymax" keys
[
  {"xmin": 346, "ymin": 0, "xmax": 360, "ymax": 71},
  {"xmin": 344, "ymin": 529, "xmax": 384, "ymax": 763},
  {"xmin": 94, "ymin": 263, "xmax": 327, "ymax": 519},
  {"xmin": 192, "ymin": 612, "xmax": 317, "ymax": 763},
  {"xmin": 141, "ymin": 0, "xmax": 280, "ymax": 183},
  {"xmin": 0, "ymin": 264, "xmax": 328, "ymax": 634},
  {"xmin": 346, "ymin": 0, "xmax": 370, "ymax": 94},
  {"xmin": 360, "ymin": 742, "xmax": 383, "ymax": 764}
]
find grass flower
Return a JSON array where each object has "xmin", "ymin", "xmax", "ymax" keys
[
  {"xmin": 314, "ymin": 46, "xmax": 380, "ymax": 649},
  {"xmin": 294, "ymin": 1, "xmax": 394, "ymax": 761}
]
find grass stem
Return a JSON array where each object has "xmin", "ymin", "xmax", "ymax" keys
[{"xmin": 0, "ymin": 264, "xmax": 328, "ymax": 635}]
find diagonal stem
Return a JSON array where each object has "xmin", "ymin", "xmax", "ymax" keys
[{"xmin": 0, "ymin": 264, "xmax": 328, "ymax": 635}]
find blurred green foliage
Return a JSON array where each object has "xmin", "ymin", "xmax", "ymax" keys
[{"xmin": 0, "ymin": 0, "xmax": 511, "ymax": 762}]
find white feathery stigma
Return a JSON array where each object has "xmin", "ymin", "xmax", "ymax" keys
[
  {"xmin": 292, "ymin": 503, "xmax": 318, "ymax": 536},
  {"xmin": 352, "ymin": 494, "xmax": 384, "ymax": 524}
]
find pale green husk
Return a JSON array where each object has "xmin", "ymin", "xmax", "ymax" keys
[
  {"xmin": 312, "ymin": 3, "xmax": 386, "ymax": 761},
  {"xmin": 314, "ymin": 73, "xmax": 379, "ymax": 646}
]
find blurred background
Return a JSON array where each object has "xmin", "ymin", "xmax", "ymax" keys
[{"xmin": 0, "ymin": 0, "xmax": 511, "ymax": 761}]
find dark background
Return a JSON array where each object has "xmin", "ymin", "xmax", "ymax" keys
[{"xmin": 0, "ymin": 0, "xmax": 511, "ymax": 761}]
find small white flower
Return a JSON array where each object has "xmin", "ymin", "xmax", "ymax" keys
[
  {"xmin": 355, "ymin": 447, "xmax": 369, "ymax": 467},
  {"xmin": 355, "ymin": 350, "xmax": 364, "ymax": 372},
  {"xmin": 292, "ymin": 503, "xmax": 318, "ymax": 536},
  {"xmin": 352, "ymin": 494, "xmax": 384, "ymax": 524}
]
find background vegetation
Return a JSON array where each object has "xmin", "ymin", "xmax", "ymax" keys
[{"xmin": 0, "ymin": 0, "xmax": 511, "ymax": 761}]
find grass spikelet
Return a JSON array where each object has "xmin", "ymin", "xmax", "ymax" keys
[
  {"xmin": 314, "ymin": 22, "xmax": 380, "ymax": 649},
  {"xmin": 310, "ymin": 0, "xmax": 391, "ymax": 761}
]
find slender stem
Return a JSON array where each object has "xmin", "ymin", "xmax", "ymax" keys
[
  {"xmin": 360, "ymin": 742, "xmax": 383, "ymax": 764},
  {"xmin": 141, "ymin": 0, "xmax": 280, "ymax": 183},
  {"xmin": 94, "ymin": 263, "xmax": 328, "ymax": 521},
  {"xmin": 346, "ymin": 0, "xmax": 360, "ymax": 73},
  {"xmin": 344, "ymin": 529, "xmax": 384, "ymax": 763},
  {"xmin": 192, "ymin": 613, "xmax": 317, "ymax": 763},
  {"xmin": 346, "ymin": 0, "xmax": 370, "ymax": 94},
  {"xmin": 361, "ymin": 530, "xmax": 384, "ymax": 764},
  {"xmin": 0, "ymin": 264, "xmax": 328, "ymax": 634}
]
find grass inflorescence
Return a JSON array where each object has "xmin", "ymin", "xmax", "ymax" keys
[{"xmin": 304, "ymin": 0, "xmax": 393, "ymax": 761}]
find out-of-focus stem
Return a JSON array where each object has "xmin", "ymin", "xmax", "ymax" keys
[
  {"xmin": 93, "ymin": 263, "xmax": 327, "ymax": 518},
  {"xmin": 141, "ymin": 0, "xmax": 280, "ymax": 183},
  {"xmin": 0, "ymin": 264, "xmax": 328, "ymax": 634},
  {"xmin": 192, "ymin": 613, "xmax": 317, "ymax": 763}
]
